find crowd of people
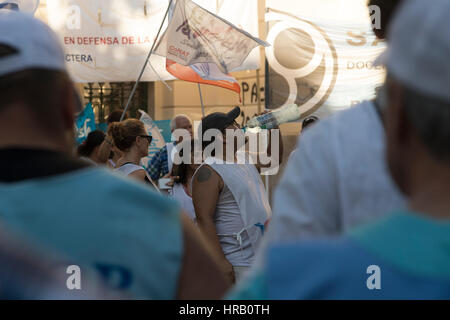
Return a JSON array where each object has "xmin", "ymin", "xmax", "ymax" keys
[{"xmin": 0, "ymin": 0, "xmax": 449, "ymax": 300}]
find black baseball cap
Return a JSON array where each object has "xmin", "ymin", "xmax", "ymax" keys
[{"xmin": 200, "ymin": 106, "xmax": 241, "ymax": 135}]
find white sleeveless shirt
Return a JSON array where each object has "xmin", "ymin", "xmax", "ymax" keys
[
  {"xmin": 115, "ymin": 163, "xmax": 143, "ymax": 176},
  {"xmin": 194, "ymin": 157, "xmax": 272, "ymax": 267},
  {"xmin": 115, "ymin": 163, "xmax": 160, "ymax": 191},
  {"xmin": 170, "ymin": 183, "xmax": 196, "ymax": 223}
]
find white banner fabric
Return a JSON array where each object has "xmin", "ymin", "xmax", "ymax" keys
[
  {"xmin": 45, "ymin": 0, "xmax": 261, "ymax": 82},
  {"xmin": 265, "ymin": 0, "xmax": 387, "ymax": 118}
]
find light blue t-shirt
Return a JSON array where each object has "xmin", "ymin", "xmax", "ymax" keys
[
  {"xmin": 0, "ymin": 167, "xmax": 182, "ymax": 299},
  {"xmin": 229, "ymin": 212, "xmax": 450, "ymax": 300}
]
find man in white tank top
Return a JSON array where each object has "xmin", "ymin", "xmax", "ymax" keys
[{"xmin": 192, "ymin": 107, "xmax": 283, "ymax": 284}]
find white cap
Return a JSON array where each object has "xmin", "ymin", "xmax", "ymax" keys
[
  {"xmin": 374, "ymin": 0, "xmax": 450, "ymax": 102},
  {"xmin": 0, "ymin": 10, "xmax": 66, "ymax": 77}
]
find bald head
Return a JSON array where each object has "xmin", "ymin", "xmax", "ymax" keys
[
  {"xmin": 171, "ymin": 115, "xmax": 193, "ymax": 133},
  {"xmin": 170, "ymin": 115, "xmax": 193, "ymax": 144}
]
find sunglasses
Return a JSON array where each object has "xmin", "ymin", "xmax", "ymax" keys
[{"xmin": 139, "ymin": 135, "xmax": 153, "ymax": 144}]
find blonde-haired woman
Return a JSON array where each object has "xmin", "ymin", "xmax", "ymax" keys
[{"xmin": 108, "ymin": 119, "xmax": 157, "ymax": 188}]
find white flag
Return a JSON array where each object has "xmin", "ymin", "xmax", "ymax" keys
[
  {"xmin": 139, "ymin": 110, "xmax": 166, "ymax": 168},
  {"xmin": 155, "ymin": 0, "xmax": 269, "ymax": 74},
  {"xmin": 190, "ymin": 62, "xmax": 238, "ymax": 83}
]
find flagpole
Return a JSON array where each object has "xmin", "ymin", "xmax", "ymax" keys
[
  {"xmin": 121, "ymin": 0, "xmax": 174, "ymax": 121},
  {"xmin": 198, "ymin": 83, "xmax": 206, "ymax": 117}
]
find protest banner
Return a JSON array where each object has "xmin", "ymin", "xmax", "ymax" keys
[
  {"xmin": 265, "ymin": 0, "xmax": 386, "ymax": 118},
  {"xmin": 45, "ymin": 0, "xmax": 262, "ymax": 83}
]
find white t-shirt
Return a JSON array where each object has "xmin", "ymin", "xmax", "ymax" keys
[
  {"xmin": 115, "ymin": 163, "xmax": 143, "ymax": 176},
  {"xmin": 268, "ymin": 101, "xmax": 406, "ymax": 242},
  {"xmin": 115, "ymin": 163, "xmax": 160, "ymax": 191}
]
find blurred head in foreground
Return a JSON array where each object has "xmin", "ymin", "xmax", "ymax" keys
[
  {"xmin": 0, "ymin": 10, "xmax": 81, "ymax": 154},
  {"xmin": 376, "ymin": 0, "xmax": 450, "ymax": 206}
]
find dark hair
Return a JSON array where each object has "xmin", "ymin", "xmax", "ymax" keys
[
  {"xmin": 173, "ymin": 139, "xmax": 197, "ymax": 185},
  {"xmin": 302, "ymin": 116, "xmax": 319, "ymax": 130},
  {"xmin": 77, "ymin": 130, "xmax": 106, "ymax": 157},
  {"xmin": 369, "ymin": 0, "xmax": 405, "ymax": 40},
  {"xmin": 107, "ymin": 110, "xmax": 128, "ymax": 124},
  {"xmin": 108, "ymin": 119, "xmax": 146, "ymax": 151}
]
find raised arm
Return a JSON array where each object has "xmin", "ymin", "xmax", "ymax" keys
[
  {"xmin": 248, "ymin": 127, "xmax": 283, "ymax": 173},
  {"xmin": 260, "ymin": 127, "xmax": 283, "ymax": 170}
]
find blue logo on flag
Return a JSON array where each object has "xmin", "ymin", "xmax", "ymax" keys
[
  {"xmin": 154, "ymin": 120, "xmax": 172, "ymax": 143},
  {"xmin": 76, "ymin": 103, "xmax": 96, "ymax": 145}
]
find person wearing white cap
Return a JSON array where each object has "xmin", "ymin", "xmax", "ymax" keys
[
  {"xmin": 229, "ymin": 0, "xmax": 450, "ymax": 299},
  {"xmin": 0, "ymin": 10, "xmax": 228, "ymax": 299}
]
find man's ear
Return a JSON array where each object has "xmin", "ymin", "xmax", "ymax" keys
[{"xmin": 61, "ymin": 83, "xmax": 77, "ymax": 130}]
